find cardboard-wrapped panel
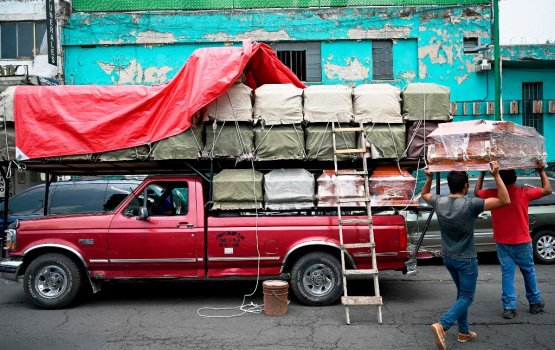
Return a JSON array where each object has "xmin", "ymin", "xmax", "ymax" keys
[{"xmin": 427, "ymin": 120, "xmax": 546, "ymax": 171}]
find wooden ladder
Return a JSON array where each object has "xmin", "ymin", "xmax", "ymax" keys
[{"xmin": 331, "ymin": 122, "xmax": 383, "ymax": 325}]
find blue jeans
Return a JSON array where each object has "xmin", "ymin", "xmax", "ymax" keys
[
  {"xmin": 496, "ymin": 242, "xmax": 542, "ymax": 309},
  {"xmin": 439, "ymin": 256, "xmax": 478, "ymax": 334}
]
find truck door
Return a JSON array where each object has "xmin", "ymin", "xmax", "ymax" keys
[{"xmin": 107, "ymin": 180, "xmax": 200, "ymax": 277}]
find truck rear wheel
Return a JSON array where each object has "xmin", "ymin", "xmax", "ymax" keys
[
  {"xmin": 24, "ymin": 253, "xmax": 83, "ymax": 309},
  {"xmin": 290, "ymin": 252, "xmax": 342, "ymax": 306}
]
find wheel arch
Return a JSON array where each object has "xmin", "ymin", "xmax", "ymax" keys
[
  {"xmin": 281, "ymin": 241, "xmax": 355, "ymax": 274},
  {"xmin": 20, "ymin": 244, "xmax": 97, "ymax": 293},
  {"xmin": 531, "ymin": 225, "xmax": 555, "ymax": 238}
]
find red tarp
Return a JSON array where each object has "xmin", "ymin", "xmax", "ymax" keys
[{"xmin": 14, "ymin": 42, "xmax": 305, "ymax": 160}]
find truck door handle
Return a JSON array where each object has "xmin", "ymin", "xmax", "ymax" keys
[{"xmin": 177, "ymin": 222, "xmax": 194, "ymax": 229}]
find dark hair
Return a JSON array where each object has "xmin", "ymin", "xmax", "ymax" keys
[
  {"xmin": 447, "ymin": 171, "xmax": 469, "ymax": 194},
  {"xmin": 499, "ymin": 169, "xmax": 517, "ymax": 186}
]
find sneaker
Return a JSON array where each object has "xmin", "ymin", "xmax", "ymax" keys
[
  {"xmin": 431, "ymin": 322, "xmax": 447, "ymax": 350},
  {"xmin": 530, "ymin": 300, "xmax": 545, "ymax": 314},
  {"xmin": 457, "ymin": 331, "xmax": 477, "ymax": 343},
  {"xmin": 503, "ymin": 308, "xmax": 516, "ymax": 319}
]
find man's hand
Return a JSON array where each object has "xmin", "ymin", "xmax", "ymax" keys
[
  {"xmin": 536, "ymin": 160, "xmax": 546, "ymax": 173},
  {"xmin": 489, "ymin": 161, "xmax": 500, "ymax": 176},
  {"xmin": 424, "ymin": 166, "xmax": 433, "ymax": 178}
]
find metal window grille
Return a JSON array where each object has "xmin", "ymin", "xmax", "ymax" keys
[
  {"xmin": 372, "ymin": 40, "xmax": 393, "ymax": 80},
  {"xmin": 522, "ymin": 82, "xmax": 543, "ymax": 134},
  {"xmin": 274, "ymin": 42, "xmax": 321, "ymax": 83}
]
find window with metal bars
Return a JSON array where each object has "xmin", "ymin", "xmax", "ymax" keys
[
  {"xmin": 522, "ymin": 82, "xmax": 543, "ymax": 134},
  {"xmin": 372, "ymin": 40, "xmax": 393, "ymax": 80},
  {"xmin": 0, "ymin": 21, "xmax": 47, "ymax": 59},
  {"xmin": 274, "ymin": 42, "xmax": 321, "ymax": 83}
]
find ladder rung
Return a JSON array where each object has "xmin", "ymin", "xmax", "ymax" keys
[
  {"xmin": 335, "ymin": 148, "xmax": 367, "ymax": 154},
  {"xmin": 339, "ymin": 218, "xmax": 372, "ymax": 224},
  {"xmin": 342, "ymin": 296, "xmax": 383, "ymax": 306},
  {"xmin": 341, "ymin": 242, "xmax": 375, "ymax": 249},
  {"xmin": 333, "ymin": 127, "xmax": 364, "ymax": 133},
  {"xmin": 336, "ymin": 171, "xmax": 368, "ymax": 176},
  {"xmin": 343, "ymin": 268, "xmax": 379, "ymax": 276},
  {"xmin": 337, "ymin": 197, "xmax": 370, "ymax": 203}
]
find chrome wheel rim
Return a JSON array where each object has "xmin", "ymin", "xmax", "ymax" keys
[
  {"xmin": 537, "ymin": 235, "xmax": 555, "ymax": 261},
  {"xmin": 302, "ymin": 263, "xmax": 335, "ymax": 297},
  {"xmin": 35, "ymin": 265, "xmax": 68, "ymax": 299}
]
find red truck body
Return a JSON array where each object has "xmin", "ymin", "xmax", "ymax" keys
[{"xmin": 1, "ymin": 175, "xmax": 424, "ymax": 308}]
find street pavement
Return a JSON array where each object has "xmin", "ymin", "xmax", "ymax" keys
[{"xmin": 0, "ymin": 255, "xmax": 553, "ymax": 350}]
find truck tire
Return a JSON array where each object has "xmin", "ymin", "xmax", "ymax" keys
[
  {"xmin": 290, "ymin": 252, "xmax": 342, "ymax": 306},
  {"xmin": 533, "ymin": 230, "xmax": 555, "ymax": 264},
  {"xmin": 24, "ymin": 253, "xmax": 83, "ymax": 309}
]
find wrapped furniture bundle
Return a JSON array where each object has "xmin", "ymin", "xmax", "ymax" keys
[
  {"xmin": 402, "ymin": 83, "xmax": 450, "ymax": 121},
  {"xmin": 405, "ymin": 120, "xmax": 444, "ymax": 159},
  {"xmin": 363, "ymin": 123, "xmax": 406, "ymax": 159},
  {"xmin": 317, "ymin": 170, "xmax": 366, "ymax": 207},
  {"xmin": 427, "ymin": 120, "xmax": 546, "ymax": 171},
  {"xmin": 203, "ymin": 82, "xmax": 253, "ymax": 122},
  {"xmin": 254, "ymin": 125, "xmax": 306, "ymax": 161},
  {"xmin": 152, "ymin": 121, "xmax": 203, "ymax": 160},
  {"xmin": 303, "ymin": 85, "xmax": 353, "ymax": 123},
  {"xmin": 305, "ymin": 124, "xmax": 357, "ymax": 161},
  {"xmin": 353, "ymin": 84, "xmax": 402, "ymax": 123},
  {"xmin": 203, "ymin": 121, "xmax": 254, "ymax": 159},
  {"xmin": 212, "ymin": 169, "xmax": 263, "ymax": 210},
  {"xmin": 264, "ymin": 169, "xmax": 315, "ymax": 210},
  {"xmin": 99, "ymin": 146, "xmax": 151, "ymax": 161},
  {"xmin": 369, "ymin": 165, "xmax": 418, "ymax": 207},
  {"xmin": 254, "ymin": 84, "xmax": 303, "ymax": 125}
]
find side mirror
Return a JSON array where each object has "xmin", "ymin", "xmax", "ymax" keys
[{"xmin": 136, "ymin": 207, "xmax": 150, "ymax": 221}]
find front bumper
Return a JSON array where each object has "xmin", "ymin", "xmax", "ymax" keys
[{"xmin": 0, "ymin": 257, "xmax": 24, "ymax": 281}]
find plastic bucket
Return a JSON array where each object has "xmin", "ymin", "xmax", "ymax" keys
[{"xmin": 262, "ymin": 280, "xmax": 289, "ymax": 316}]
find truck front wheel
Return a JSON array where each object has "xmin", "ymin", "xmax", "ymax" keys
[
  {"xmin": 290, "ymin": 252, "xmax": 342, "ymax": 306},
  {"xmin": 24, "ymin": 253, "xmax": 83, "ymax": 309}
]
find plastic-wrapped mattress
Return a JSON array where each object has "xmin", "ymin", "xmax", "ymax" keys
[{"xmin": 264, "ymin": 169, "xmax": 315, "ymax": 210}]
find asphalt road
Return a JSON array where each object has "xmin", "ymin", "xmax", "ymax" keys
[{"xmin": 1, "ymin": 255, "xmax": 553, "ymax": 350}]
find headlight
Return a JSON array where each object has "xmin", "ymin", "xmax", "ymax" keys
[{"xmin": 4, "ymin": 220, "xmax": 18, "ymax": 251}]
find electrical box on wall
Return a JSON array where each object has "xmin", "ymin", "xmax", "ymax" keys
[
  {"xmin": 473, "ymin": 102, "xmax": 481, "ymax": 115},
  {"xmin": 510, "ymin": 101, "xmax": 519, "ymax": 114},
  {"xmin": 487, "ymin": 102, "xmax": 494, "ymax": 115},
  {"xmin": 533, "ymin": 101, "xmax": 543, "ymax": 114},
  {"xmin": 450, "ymin": 102, "xmax": 458, "ymax": 115}
]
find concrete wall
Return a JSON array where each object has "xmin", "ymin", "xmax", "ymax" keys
[{"xmin": 0, "ymin": 0, "xmax": 59, "ymax": 78}]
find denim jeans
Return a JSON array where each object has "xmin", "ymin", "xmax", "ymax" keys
[
  {"xmin": 439, "ymin": 255, "xmax": 478, "ymax": 334},
  {"xmin": 496, "ymin": 242, "xmax": 542, "ymax": 309}
]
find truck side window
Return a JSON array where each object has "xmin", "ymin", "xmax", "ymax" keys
[{"xmin": 123, "ymin": 182, "xmax": 188, "ymax": 217}]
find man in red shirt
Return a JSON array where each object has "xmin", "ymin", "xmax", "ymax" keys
[{"xmin": 474, "ymin": 164, "xmax": 552, "ymax": 319}]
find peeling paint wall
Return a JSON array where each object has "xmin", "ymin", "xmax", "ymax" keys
[
  {"xmin": 61, "ymin": 6, "xmax": 555, "ymax": 161},
  {"xmin": 63, "ymin": 6, "xmax": 493, "ymax": 96}
]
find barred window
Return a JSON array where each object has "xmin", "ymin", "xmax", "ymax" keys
[
  {"xmin": 274, "ymin": 42, "xmax": 321, "ymax": 83},
  {"xmin": 372, "ymin": 40, "xmax": 393, "ymax": 80}
]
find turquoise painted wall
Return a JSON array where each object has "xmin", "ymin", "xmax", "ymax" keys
[{"xmin": 61, "ymin": 6, "xmax": 555, "ymax": 161}]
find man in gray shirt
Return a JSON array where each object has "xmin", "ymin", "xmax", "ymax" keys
[{"xmin": 422, "ymin": 161, "xmax": 510, "ymax": 350}]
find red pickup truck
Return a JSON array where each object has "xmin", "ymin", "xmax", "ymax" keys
[{"xmin": 1, "ymin": 175, "xmax": 421, "ymax": 309}]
